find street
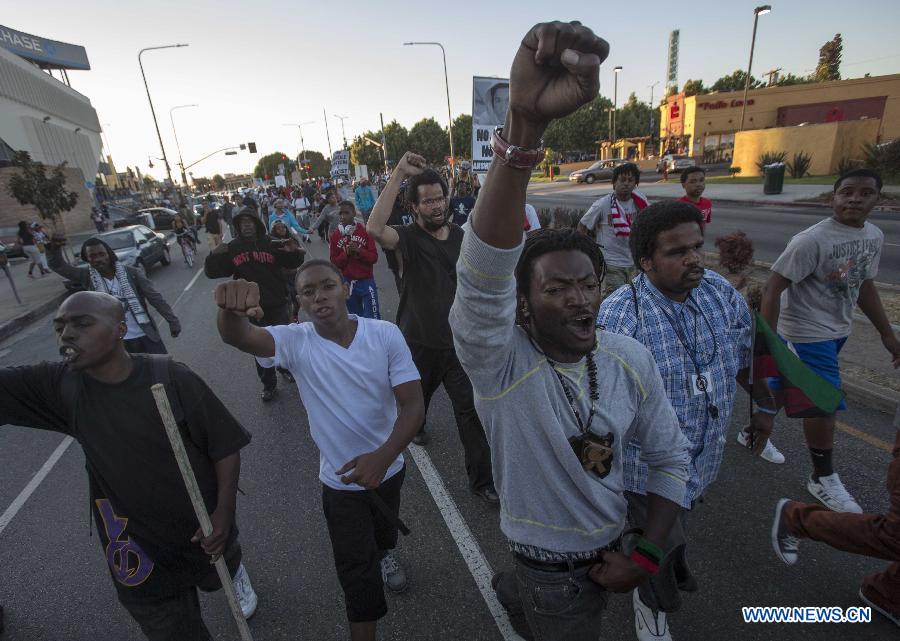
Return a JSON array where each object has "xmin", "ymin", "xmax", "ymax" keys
[
  {"xmin": 527, "ymin": 181, "xmax": 900, "ymax": 284},
  {"xmin": 1, "ymin": 229, "xmax": 898, "ymax": 641}
]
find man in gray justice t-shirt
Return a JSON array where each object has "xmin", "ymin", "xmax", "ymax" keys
[
  {"xmin": 762, "ymin": 168, "xmax": 900, "ymax": 515},
  {"xmin": 448, "ymin": 22, "xmax": 690, "ymax": 641}
]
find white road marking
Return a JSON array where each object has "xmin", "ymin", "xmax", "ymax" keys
[
  {"xmin": 173, "ymin": 269, "xmax": 205, "ymax": 307},
  {"xmin": 0, "ymin": 436, "xmax": 74, "ymax": 537},
  {"xmin": 884, "ymin": 242, "xmax": 900, "ymax": 248},
  {"xmin": 407, "ymin": 443, "xmax": 523, "ymax": 641}
]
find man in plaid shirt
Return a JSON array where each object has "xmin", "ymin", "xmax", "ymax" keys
[{"xmin": 597, "ymin": 201, "xmax": 778, "ymax": 641}]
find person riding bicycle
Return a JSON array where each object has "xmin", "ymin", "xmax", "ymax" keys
[{"xmin": 173, "ymin": 217, "xmax": 196, "ymax": 262}]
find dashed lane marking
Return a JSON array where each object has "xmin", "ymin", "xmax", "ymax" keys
[
  {"xmin": 407, "ymin": 443, "xmax": 522, "ymax": 641},
  {"xmin": 0, "ymin": 436, "xmax": 74, "ymax": 537}
]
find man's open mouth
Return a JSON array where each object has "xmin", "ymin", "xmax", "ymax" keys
[
  {"xmin": 568, "ymin": 314, "xmax": 595, "ymax": 337},
  {"xmin": 60, "ymin": 346, "xmax": 79, "ymax": 363}
]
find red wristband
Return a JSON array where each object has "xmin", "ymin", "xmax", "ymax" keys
[{"xmin": 490, "ymin": 127, "xmax": 546, "ymax": 170}]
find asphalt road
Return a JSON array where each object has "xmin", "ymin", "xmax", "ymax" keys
[
  {"xmin": 527, "ymin": 181, "xmax": 900, "ymax": 284},
  {"xmin": 0, "ymin": 229, "xmax": 898, "ymax": 640}
]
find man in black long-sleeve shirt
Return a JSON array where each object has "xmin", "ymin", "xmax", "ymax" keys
[{"xmin": 205, "ymin": 208, "xmax": 305, "ymax": 400}]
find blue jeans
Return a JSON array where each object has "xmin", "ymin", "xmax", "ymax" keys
[{"xmin": 344, "ymin": 277, "xmax": 380, "ymax": 319}]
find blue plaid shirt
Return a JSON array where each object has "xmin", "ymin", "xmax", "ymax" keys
[{"xmin": 597, "ymin": 271, "xmax": 751, "ymax": 507}]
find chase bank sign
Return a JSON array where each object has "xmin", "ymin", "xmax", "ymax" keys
[{"xmin": 0, "ymin": 25, "xmax": 90, "ymax": 71}]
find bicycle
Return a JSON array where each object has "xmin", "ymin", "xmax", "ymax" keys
[{"xmin": 179, "ymin": 237, "xmax": 195, "ymax": 268}]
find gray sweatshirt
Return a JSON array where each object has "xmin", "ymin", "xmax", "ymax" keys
[{"xmin": 449, "ymin": 227, "xmax": 690, "ymax": 554}]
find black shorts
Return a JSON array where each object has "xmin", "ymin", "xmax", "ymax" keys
[{"xmin": 322, "ymin": 465, "xmax": 405, "ymax": 623}]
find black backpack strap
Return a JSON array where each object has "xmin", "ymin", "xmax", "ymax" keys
[{"xmin": 144, "ymin": 354, "xmax": 183, "ymax": 424}]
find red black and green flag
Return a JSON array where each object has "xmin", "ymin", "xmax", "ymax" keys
[{"xmin": 751, "ymin": 312, "xmax": 845, "ymax": 418}]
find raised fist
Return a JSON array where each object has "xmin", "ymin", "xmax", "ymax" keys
[
  {"xmin": 509, "ymin": 22, "xmax": 609, "ymax": 128},
  {"xmin": 215, "ymin": 279, "xmax": 264, "ymax": 320},
  {"xmin": 395, "ymin": 152, "xmax": 427, "ymax": 179}
]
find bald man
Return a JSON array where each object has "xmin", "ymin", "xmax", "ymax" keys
[{"xmin": 1, "ymin": 292, "xmax": 256, "ymax": 641}]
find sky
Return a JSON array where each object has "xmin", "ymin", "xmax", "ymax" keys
[{"xmin": 7, "ymin": 0, "xmax": 900, "ymax": 182}]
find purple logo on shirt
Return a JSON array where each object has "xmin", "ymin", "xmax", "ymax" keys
[{"xmin": 96, "ymin": 499, "xmax": 154, "ymax": 587}]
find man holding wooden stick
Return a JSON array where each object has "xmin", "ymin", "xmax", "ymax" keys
[{"xmin": 0, "ymin": 291, "xmax": 257, "ymax": 641}]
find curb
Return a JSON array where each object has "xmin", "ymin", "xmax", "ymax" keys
[
  {"xmin": 0, "ymin": 291, "xmax": 69, "ymax": 343},
  {"xmin": 842, "ymin": 377, "xmax": 899, "ymax": 414}
]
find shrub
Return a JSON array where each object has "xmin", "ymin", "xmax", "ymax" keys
[
  {"xmin": 755, "ymin": 151, "xmax": 787, "ymax": 174},
  {"xmin": 728, "ymin": 166, "xmax": 742, "ymax": 178},
  {"xmin": 862, "ymin": 139, "xmax": 900, "ymax": 178},
  {"xmin": 787, "ymin": 151, "xmax": 812, "ymax": 178},
  {"xmin": 715, "ymin": 231, "xmax": 754, "ymax": 274},
  {"xmin": 837, "ymin": 157, "xmax": 863, "ymax": 176}
]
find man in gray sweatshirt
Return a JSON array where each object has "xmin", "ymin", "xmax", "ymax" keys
[{"xmin": 448, "ymin": 21, "xmax": 690, "ymax": 641}]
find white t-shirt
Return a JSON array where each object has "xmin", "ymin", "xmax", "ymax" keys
[
  {"xmin": 524, "ymin": 203, "xmax": 541, "ymax": 231},
  {"xmin": 580, "ymin": 191, "xmax": 648, "ymax": 268},
  {"xmin": 257, "ymin": 317, "xmax": 421, "ymax": 490},
  {"xmin": 293, "ymin": 197, "xmax": 309, "ymax": 212},
  {"xmin": 102, "ymin": 277, "xmax": 146, "ymax": 339}
]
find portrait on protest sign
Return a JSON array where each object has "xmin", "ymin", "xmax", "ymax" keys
[{"xmin": 471, "ymin": 76, "xmax": 509, "ymax": 173}]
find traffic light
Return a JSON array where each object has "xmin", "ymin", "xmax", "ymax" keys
[
  {"xmin": 281, "ymin": 154, "xmax": 287, "ymax": 161},
  {"xmin": 240, "ymin": 143, "xmax": 246, "ymax": 150},
  {"xmin": 248, "ymin": 142, "xmax": 257, "ymax": 153},
  {"xmin": 305, "ymin": 163, "xmax": 312, "ymax": 173}
]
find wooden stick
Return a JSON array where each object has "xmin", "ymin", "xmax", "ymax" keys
[{"xmin": 151, "ymin": 384, "xmax": 254, "ymax": 641}]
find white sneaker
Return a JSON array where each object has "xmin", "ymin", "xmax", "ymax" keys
[
  {"xmin": 633, "ymin": 589, "xmax": 672, "ymax": 640},
  {"xmin": 232, "ymin": 563, "xmax": 258, "ymax": 619},
  {"xmin": 737, "ymin": 429, "xmax": 785, "ymax": 464},
  {"xmin": 807, "ymin": 473, "xmax": 862, "ymax": 513},
  {"xmin": 380, "ymin": 552, "xmax": 407, "ymax": 593}
]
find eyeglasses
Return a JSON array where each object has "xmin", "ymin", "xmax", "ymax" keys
[{"xmin": 419, "ymin": 196, "xmax": 446, "ymax": 207}]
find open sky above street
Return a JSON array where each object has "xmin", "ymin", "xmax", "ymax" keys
[{"xmin": 6, "ymin": 1, "xmax": 900, "ymax": 180}]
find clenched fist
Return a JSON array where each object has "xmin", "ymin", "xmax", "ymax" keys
[
  {"xmin": 509, "ymin": 22, "xmax": 609, "ymax": 131},
  {"xmin": 395, "ymin": 152, "xmax": 427, "ymax": 179},
  {"xmin": 215, "ymin": 279, "xmax": 264, "ymax": 320}
]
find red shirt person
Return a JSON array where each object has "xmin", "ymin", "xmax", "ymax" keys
[
  {"xmin": 329, "ymin": 201, "xmax": 381, "ymax": 319},
  {"xmin": 679, "ymin": 165, "xmax": 712, "ymax": 223}
]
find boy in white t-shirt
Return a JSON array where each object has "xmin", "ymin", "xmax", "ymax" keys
[{"xmin": 214, "ymin": 259, "xmax": 425, "ymax": 641}]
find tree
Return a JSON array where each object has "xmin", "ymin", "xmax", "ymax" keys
[
  {"xmin": 814, "ymin": 33, "xmax": 842, "ymax": 82},
  {"xmin": 253, "ymin": 151, "xmax": 291, "ymax": 180},
  {"xmin": 382, "ymin": 120, "xmax": 410, "ymax": 168},
  {"xmin": 193, "ymin": 177, "xmax": 212, "ymax": 192},
  {"xmin": 710, "ymin": 70, "xmax": 763, "ymax": 93},
  {"xmin": 350, "ymin": 132, "xmax": 385, "ymax": 172},
  {"xmin": 451, "ymin": 114, "xmax": 473, "ymax": 161},
  {"xmin": 142, "ymin": 176, "xmax": 156, "ymax": 188},
  {"xmin": 212, "ymin": 174, "xmax": 225, "ymax": 190},
  {"xmin": 615, "ymin": 93, "xmax": 654, "ymax": 139},
  {"xmin": 301, "ymin": 150, "xmax": 330, "ymax": 179},
  {"xmin": 682, "ymin": 79, "xmax": 705, "ymax": 97},
  {"xmin": 774, "ymin": 72, "xmax": 813, "ymax": 86},
  {"xmin": 666, "ymin": 85, "xmax": 679, "ymax": 97},
  {"xmin": 408, "ymin": 117, "xmax": 449, "ymax": 165},
  {"xmin": 7, "ymin": 151, "xmax": 79, "ymax": 232},
  {"xmin": 543, "ymin": 95, "xmax": 612, "ymax": 151}
]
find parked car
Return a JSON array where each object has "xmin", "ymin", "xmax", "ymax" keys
[
  {"xmin": 0, "ymin": 226, "xmax": 25, "ymax": 258},
  {"xmin": 656, "ymin": 154, "xmax": 694, "ymax": 173},
  {"xmin": 83, "ymin": 225, "xmax": 170, "ymax": 275},
  {"xmin": 136, "ymin": 207, "xmax": 179, "ymax": 230},
  {"xmin": 568, "ymin": 158, "xmax": 630, "ymax": 184}
]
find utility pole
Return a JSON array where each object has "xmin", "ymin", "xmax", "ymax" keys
[
  {"xmin": 323, "ymin": 107, "xmax": 333, "ymax": 158},
  {"xmin": 380, "ymin": 112, "xmax": 389, "ymax": 175},
  {"xmin": 739, "ymin": 5, "xmax": 772, "ymax": 132}
]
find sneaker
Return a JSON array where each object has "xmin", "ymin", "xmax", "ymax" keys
[
  {"xmin": 633, "ymin": 589, "xmax": 672, "ymax": 641},
  {"xmin": 279, "ymin": 369, "xmax": 295, "ymax": 384},
  {"xmin": 858, "ymin": 585, "xmax": 900, "ymax": 628},
  {"xmin": 471, "ymin": 485, "xmax": 500, "ymax": 505},
  {"xmin": 261, "ymin": 388, "xmax": 277, "ymax": 402},
  {"xmin": 412, "ymin": 429, "xmax": 429, "ymax": 446},
  {"xmin": 737, "ymin": 429, "xmax": 785, "ymax": 464},
  {"xmin": 380, "ymin": 552, "xmax": 407, "ymax": 593},
  {"xmin": 807, "ymin": 473, "xmax": 862, "ymax": 513},
  {"xmin": 232, "ymin": 563, "xmax": 258, "ymax": 619},
  {"xmin": 771, "ymin": 498, "xmax": 800, "ymax": 565}
]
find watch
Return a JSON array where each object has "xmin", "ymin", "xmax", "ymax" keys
[{"xmin": 490, "ymin": 127, "xmax": 546, "ymax": 170}]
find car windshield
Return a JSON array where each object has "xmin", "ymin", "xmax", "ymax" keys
[
  {"xmin": 100, "ymin": 231, "xmax": 136, "ymax": 250},
  {"xmin": 586, "ymin": 161, "xmax": 605, "ymax": 170}
]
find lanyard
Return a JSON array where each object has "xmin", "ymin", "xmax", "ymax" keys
[{"xmin": 548, "ymin": 357, "xmax": 599, "ymax": 434}]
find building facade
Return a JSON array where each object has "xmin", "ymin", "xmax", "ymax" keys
[{"xmin": 659, "ymin": 73, "xmax": 900, "ymax": 164}]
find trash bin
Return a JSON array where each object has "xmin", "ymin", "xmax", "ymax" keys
[{"xmin": 763, "ymin": 162, "xmax": 785, "ymax": 195}]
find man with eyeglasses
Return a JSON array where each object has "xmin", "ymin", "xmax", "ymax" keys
[{"xmin": 367, "ymin": 153, "xmax": 498, "ymax": 504}]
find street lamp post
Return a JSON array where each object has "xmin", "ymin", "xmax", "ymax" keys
[
  {"xmin": 612, "ymin": 66, "xmax": 622, "ymax": 153},
  {"xmin": 403, "ymin": 41, "xmax": 454, "ymax": 164},
  {"xmin": 170, "ymin": 104, "xmax": 198, "ymax": 189},
  {"xmin": 138, "ymin": 44, "xmax": 189, "ymax": 191},
  {"xmin": 334, "ymin": 115, "xmax": 349, "ymax": 149},
  {"xmin": 283, "ymin": 122, "xmax": 315, "ymax": 174},
  {"xmin": 739, "ymin": 5, "xmax": 772, "ymax": 132}
]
